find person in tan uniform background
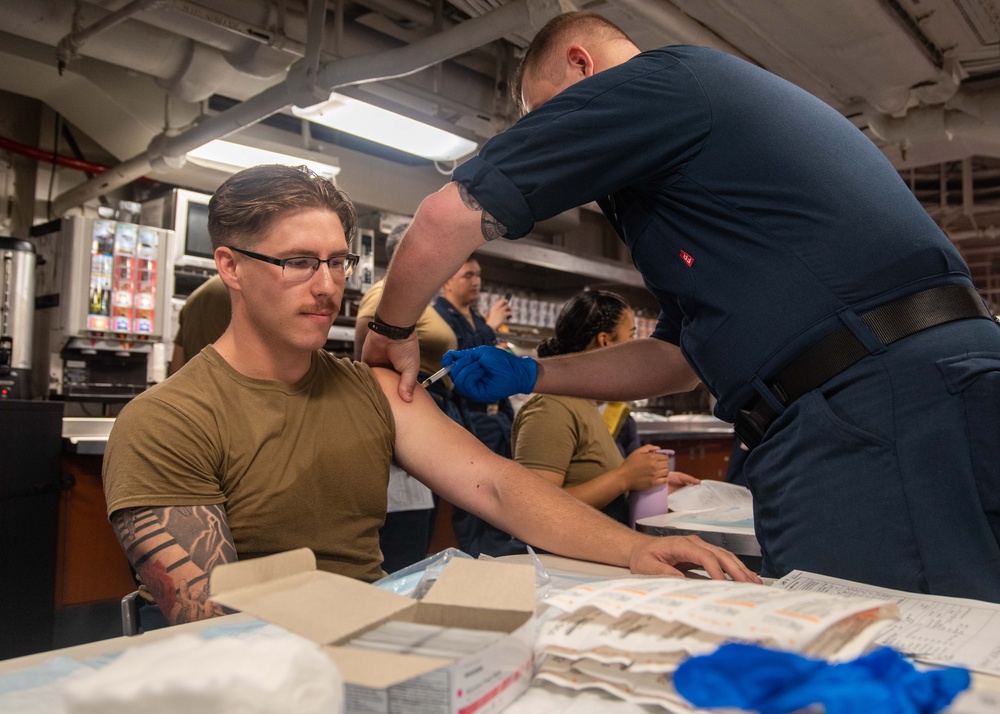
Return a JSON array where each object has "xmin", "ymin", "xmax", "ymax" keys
[
  {"xmin": 513, "ymin": 290, "xmax": 698, "ymax": 525},
  {"xmin": 168, "ymin": 274, "xmax": 231, "ymax": 375},
  {"xmin": 103, "ymin": 164, "xmax": 758, "ymax": 627}
]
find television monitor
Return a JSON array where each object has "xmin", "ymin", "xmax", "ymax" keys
[{"xmin": 169, "ymin": 189, "xmax": 215, "ymax": 272}]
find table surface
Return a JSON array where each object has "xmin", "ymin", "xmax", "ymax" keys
[{"xmin": 3, "ymin": 554, "xmax": 998, "ymax": 713}]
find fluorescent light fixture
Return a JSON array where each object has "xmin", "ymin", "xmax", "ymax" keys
[
  {"xmin": 186, "ymin": 139, "xmax": 340, "ymax": 177},
  {"xmin": 292, "ymin": 93, "xmax": 478, "ymax": 162}
]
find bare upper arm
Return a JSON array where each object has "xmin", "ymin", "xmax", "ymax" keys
[
  {"xmin": 110, "ymin": 504, "xmax": 236, "ymax": 626},
  {"xmin": 370, "ymin": 366, "xmax": 512, "ymax": 508}
]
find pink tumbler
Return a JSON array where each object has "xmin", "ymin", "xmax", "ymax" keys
[{"xmin": 628, "ymin": 449, "xmax": 675, "ymax": 528}]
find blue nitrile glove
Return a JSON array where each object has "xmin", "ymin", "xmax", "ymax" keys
[
  {"xmin": 674, "ymin": 643, "xmax": 970, "ymax": 714},
  {"xmin": 441, "ymin": 346, "xmax": 538, "ymax": 403}
]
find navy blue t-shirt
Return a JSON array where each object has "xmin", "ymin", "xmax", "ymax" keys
[
  {"xmin": 432, "ymin": 296, "xmax": 497, "ymax": 351},
  {"xmin": 453, "ymin": 46, "xmax": 971, "ymax": 420}
]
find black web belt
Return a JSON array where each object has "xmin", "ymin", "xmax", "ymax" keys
[{"xmin": 734, "ymin": 284, "xmax": 995, "ymax": 451}]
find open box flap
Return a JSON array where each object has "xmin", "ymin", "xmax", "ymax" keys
[
  {"xmin": 422, "ymin": 559, "xmax": 536, "ymax": 613},
  {"xmin": 210, "ymin": 549, "xmax": 415, "ymax": 645}
]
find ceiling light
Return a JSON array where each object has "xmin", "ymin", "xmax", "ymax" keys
[
  {"xmin": 186, "ymin": 139, "xmax": 341, "ymax": 177},
  {"xmin": 292, "ymin": 93, "xmax": 477, "ymax": 162}
]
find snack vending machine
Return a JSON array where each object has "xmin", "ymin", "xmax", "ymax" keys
[
  {"xmin": 85, "ymin": 219, "xmax": 162, "ymax": 335},
  {"xmin": 42, "ymin": 216, "xmax": 172, "ymax": 400}
]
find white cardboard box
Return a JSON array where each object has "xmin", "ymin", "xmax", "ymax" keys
[{"xmin": 210, "ymin": 549, "xmax": 537, "ymax": 714}]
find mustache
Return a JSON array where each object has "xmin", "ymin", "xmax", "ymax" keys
[{"xmin": 300, "ymin": 302, "xmax": 337, "ymax": 313}]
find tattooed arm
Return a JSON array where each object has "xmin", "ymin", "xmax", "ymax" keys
[
  {"xmin": 110, "ymin": 504, "xmax": 237, "ymax": 626},
  {"xmin": 455, "ymin": 183, "xmax": 509, "ymax": 241},
  {"xmin": 364, "ymin": 181, "xmax": 507, "ymax": 401}
]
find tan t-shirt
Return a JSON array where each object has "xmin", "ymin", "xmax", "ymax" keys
[
  {"xmin": 103, "ymin": 347, "xmax": 395, "ymax": 582},
  {"xmin": 357, "ymin": 279, "xmax": 456, "ymax": 377},
  {"xmin": 174, "ymin": 275, "xmax": 231, "ymax": 360},
  {"xmin": 512, "ymin": 394, "xmax": 624, "ymax": 489}
]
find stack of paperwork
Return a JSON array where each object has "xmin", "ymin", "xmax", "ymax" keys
[
  {"xmin": 775, "ymin": 571, "xmax": 1000, "ymax": 677},
  {"xmin": 534, "ymin": 577, "xmax": 900, "ymax": 712}
]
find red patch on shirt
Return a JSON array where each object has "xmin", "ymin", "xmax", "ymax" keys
[{"xmin": 680, "ymin": 250, "xmax": 694, "ymax": 267}]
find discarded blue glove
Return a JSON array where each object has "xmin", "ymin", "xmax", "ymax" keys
[
  {"xmin": 674, "ymin": 643, "xmax": 970, "ymax": 714},
  {"xmin": 442, "ymin": 346, "xmax": 537, "ymax": 402}
]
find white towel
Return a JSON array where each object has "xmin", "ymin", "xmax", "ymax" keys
[{"xmin": 59, "ymin": 632, "xmax": 343, "ymax": 714}]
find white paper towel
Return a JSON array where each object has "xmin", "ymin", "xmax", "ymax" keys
[{"xmin": 59, "ymin": 632, "xmax": 343, "ymax": 714}]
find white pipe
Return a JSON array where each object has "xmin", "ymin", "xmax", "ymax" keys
[
  {"xmin": 866, "ymin": 105, "xmax": 983, "ymax": 143},
  {"xmin": 315, "ymin": 0, "xmax": 564, "ymax": 91},
  {"xmin": 352, "ymin": 0, "xmax": 457, "ymax": 32},
  {"xmin": 946, "ymin": 227, "xmax": 1000, "ymax": 242},
  {"xmin": 56, "ymin": 0, "xmax": 169, "ymax": 71},
  {"xmin": 866, "ymin": 86, "xmax": 1000, "ymax": 144},
  {"xmin": 51, "ymin": 0, "xmax": 565, "ymax": 214}
]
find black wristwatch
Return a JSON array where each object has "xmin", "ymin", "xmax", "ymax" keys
[{"xmin": 368, "ymin": 312, "xmax": 417, "ymax": 340}]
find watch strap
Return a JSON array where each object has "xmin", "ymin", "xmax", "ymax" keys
[{"xmin": 368, "ymin": 312, "xmax": 417, "ymax": 340}]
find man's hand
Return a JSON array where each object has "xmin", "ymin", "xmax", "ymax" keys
[
  {"xmin": 485, "ymin": 297, "xmax": 512, "ymax": 331},
  {"xmin": 442, "ymin": 345, "xmax": 537, "ymax": 402},
  {"xmin": 362, "ymin": 331, "xmax": 421, "ymax": 402},
  {"xmin": 629, "ymin": 534, "xmax": 762, "ymax": 583}
]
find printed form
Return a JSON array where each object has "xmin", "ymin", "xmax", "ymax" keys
[{"xmin": 775, "ymin": 570, "xmax": 1000, "ymax": 676}]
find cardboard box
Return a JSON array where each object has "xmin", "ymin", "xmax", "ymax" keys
[{"xmin": 210, "ymin": 549, "xmax": 537, "ymax": 714}]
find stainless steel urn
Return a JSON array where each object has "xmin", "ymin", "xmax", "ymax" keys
[{"xmin": 0, "ymin": 238, "xmax": 37, "ymax": 399}]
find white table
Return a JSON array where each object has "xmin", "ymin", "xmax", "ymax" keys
[{"xmin": 2, "ymin": 556, "xmax": 997, "ymax": 714}]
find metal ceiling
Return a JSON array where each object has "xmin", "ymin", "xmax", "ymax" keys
[{"xmin": 0, "ymin": 0, "xmax": 998, "ymax": 305}]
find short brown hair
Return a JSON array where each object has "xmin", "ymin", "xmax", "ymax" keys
[
  {"xmin": 512, "ymin": 11, "xmax": 631, "ymax": 115},
  {"xmin": 208, "ymin": 164, "xmax": 357, "ymax": 250}
]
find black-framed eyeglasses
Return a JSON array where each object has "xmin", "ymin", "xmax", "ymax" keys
[{"xmin": 229, "ymin": 247, "xmax": 360, "ymax": 282}]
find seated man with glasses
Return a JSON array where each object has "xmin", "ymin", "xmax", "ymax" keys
[{"xmin": 102, "ymin": 164, "xmax": 758, "ymax": 627}]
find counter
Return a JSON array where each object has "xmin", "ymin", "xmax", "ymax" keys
[
  {"xmin": 62, "ymin": 417, "xmax": 115, "ymax": 455},
  {"xmin": 634, "ymin": 412, "xmax": 734, "ymax": 439}
]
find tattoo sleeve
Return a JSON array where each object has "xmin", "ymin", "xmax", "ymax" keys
[
  {"xmin": 111, "ymin": 504, "xmax": 237, "ymax": 626},
  {"xmin": 457, "ymin": 183, "xmax": 509, "ymax": 241}
]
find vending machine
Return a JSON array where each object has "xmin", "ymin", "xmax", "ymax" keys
[{"xmin": 41, "ymin": 216, "xmax": 172, "ymax": 401}]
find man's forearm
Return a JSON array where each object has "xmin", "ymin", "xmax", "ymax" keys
[
  {"xmin": 535, "ymin": 338, "xmax": 700, "ymax": 402},
  {"xmin": 482, "ymin": 462, "xmax": 648, "ymax": 568},
  {"xmin": 376, "ymin": 183, "xmax": 488, "ymax": 328},
  {"xmin": 111, "ymin": 505, "xmax": 235, "ymax": 626}
]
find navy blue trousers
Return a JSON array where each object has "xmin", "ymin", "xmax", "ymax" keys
[{"xmin": 745, "ymin": 318, "xmax": 1000, "ymax": 601}]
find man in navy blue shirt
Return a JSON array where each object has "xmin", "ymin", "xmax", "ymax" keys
[
  {"xmin": 433, "ymin": 257, "xmax": 511, "ymax": 351},
  {"xmin": 364, "ymin": 12, "xmax": 1000, "ymax": 600},
  {"xmin": 433, "ymin": 257, "xmax": 519, "ymax": 557}
]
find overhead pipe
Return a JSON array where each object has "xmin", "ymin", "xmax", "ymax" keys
[
  {"xmin": 56, "ymin": 0, "xmax": 170, "ymax": 73},
  {"xmin": 946, "ymin": 227, "xmax": 1000, "ymax": 242},
  {"xmin": 0, "ymin": 135, "xmax": 119, "ymax": 176},
  {"xmin": 164, "ymin": 0, "xmax": 307, "ymax": 57},
  {"xmin": 10, "ymin": 0, "xmax": 507, "ymax": 118},
  {"xmin": 865, "ymin": 86, "xmax": 1000, "ymax": 144},
  {"xmin": 51, "ymin": 0, "xmax": 567, "ymax": 215},
  {"xmin": 312, "ymin": 0, "xmax": 565, "ymax": 90},
  {"xmin": 352, "ymin": 0, "xmax": 457, "ymax": 32}
]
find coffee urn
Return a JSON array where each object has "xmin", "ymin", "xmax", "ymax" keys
[{"xmin": 0, "ymin": 237, "xmax": 36, "ymax": 399}]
